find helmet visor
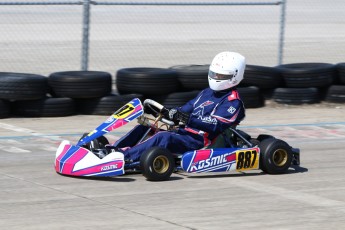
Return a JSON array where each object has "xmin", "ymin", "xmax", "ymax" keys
[{"xmin": 208, "ymin": 70, "xmax": 235, "ymax": 80}]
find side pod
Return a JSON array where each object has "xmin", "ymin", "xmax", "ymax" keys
[{"xmin": 181, "ymin": 147, "xmax": 260, "ymax": 173}]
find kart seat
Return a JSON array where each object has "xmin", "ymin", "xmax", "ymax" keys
[
  {"xmin": 204, "ymin": 127, "xmax": 252, "ymax": 149},
  {"xmin": 204, "ymin": 127, "xmax": 234, "ymax": 149}
]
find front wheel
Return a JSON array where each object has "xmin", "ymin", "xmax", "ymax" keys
[
  {"xmin": 140, "ymin": 147, "xmax": 175, "ymax": 181},
  {"xmin": 79, "ymin": 133, "xmax": 109, "ymax": 150},
  {"xmin": 259, "ymin": 138, "xmax": 293, "ymax": 174}
]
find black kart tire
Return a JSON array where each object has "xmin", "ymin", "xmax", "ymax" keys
[
  {"xmin": 116, "ymin": 68, "xmax": 179, "ymax": 95},
  {"xmin": 79, "ymin": 133, "xmax": 109, "ymax": 149},
  {"xmin": 140, "ymin": 147, "xmax": 175, "ymax": 181},
  {"xmin": 238, "ymin": 86, "xmax": 265, "ymax": 108},
  {"xmin": 241, "ymin": 65, "xmax": 283, "ymax": 89},
  {"xmin": 259, "ymin": 138, "xmax": 293, "ymax": 174},
  {"xmin": 150, "ymin": 91, "xmax": 200, "ymax": 109},
  {"xmin": 277, "ymin": 63, "xmax": 335, "ymax": 88},
  {"xmin": 325, "ymin": 85, "xmax": 345, "ymax": 103},
  {"xmin": 0, "ymin": 100, "xmax": 10, "ymax": 118},
  {"xmin": 169, "ymin": 64, "xmax": 209, "ymax": 90},
  {"xmin": 48, "ymin": 71, "xmax": 112, "ymax": 99},
  {"xmin": 13, "ymin": 97, "xmax": 75, "ymax": 117},
  {"xmin": 0, "ymin": 72, "xmax": 48, "ymax": 100},
  {"xmin": 76, "ymin": 93, "xmax": 143, "ymax": 115},
  {"xmin": 273, "ymin": 87, "xmax": 319, "ymax": 105}
]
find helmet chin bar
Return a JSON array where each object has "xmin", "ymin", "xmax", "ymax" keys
[{"xmin": 209, "ymin": 77, "xmax": 235, "ymax": 91}]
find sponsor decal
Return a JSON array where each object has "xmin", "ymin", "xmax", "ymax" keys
[
  {"xmin": 192, "ymin": 100, "xmax": 218, "ymax": 125},
  {"xmin": 101, "ymin": 164, "xmax": 118, "ymax": 171},
  {"xmin": 227, "ymin": 106, "xmax": 236, "ymax": 114},
  {"xmin": 190, "ymin": 152, "xmax": 233, "ymax": 171},
  {"xmin": 198, "ymin": 115, "xmax": 217, "ymax": 125}
]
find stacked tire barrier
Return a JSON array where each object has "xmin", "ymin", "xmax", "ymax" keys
[
  {"xmin": 0, "ymin": 62, "xmax": 344, "ymax": 118},
  {"xmin": 273, "ymin": 63, "xmax": 336, "ymax": 104},
  {"xmin": 0, "ymin": 71, "xmax": 143, "ymax": 118}
]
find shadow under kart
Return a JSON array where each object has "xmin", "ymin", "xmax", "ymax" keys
[{"xmin": 55, "ymin": 98, "xmax": 300, "ymax": 181}]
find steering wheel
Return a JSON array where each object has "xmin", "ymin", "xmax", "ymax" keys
[{"xmin": 143, "ymin": 99, "xmax": 175, "ymax": 126}]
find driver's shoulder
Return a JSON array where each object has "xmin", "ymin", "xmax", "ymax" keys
[{"xmin": 227, "ymin": 89, "xmax": 241, "ymax": 101}]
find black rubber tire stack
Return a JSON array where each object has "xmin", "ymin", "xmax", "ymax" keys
[
  {"xmin": 169, "ymin": 64, "xmax": 209, "ymax": 90},
  {"xmin": 116, "ymin": 68, "xmax": 179, "ymax": 96},
  {"xmin": 241, "ymin": 65, "xmax": 283, "ymax": 89},
  {"xmin": 0, "ymin": 72, "xmax": 48, "ymax": 100},
  {"xmin": 76, "ymin": 93, "xmax": 144, "ymax": 115},
  {"xmin": 273, "ymin": 88, "xmax": 319, "ymax": 105},
  {"xmin": 12, "ymin": 97, "xmax": 76, "ymax": 117},
  {"xmin": 2, "ymin": 62, "xmax": 345, "ymax": 119},
  {"xmin": 273, "ymin": 63, "xmax": 336, "ymax": 104},
  {"xmin": 0, "ymin": 100, "xmax": 10, "ymax": 118},
  {"xmin": 151, "ymin": 91, "xmax": 200, "ymax": 109},
  {"xmin": 337, "ymin": 63, "xmax": 345, "ymax": 84},
  {"xmin": 48, "ymin": 71, "xmax": 146, "ymax": 116},
  {"xmin": 325, "ymin": 85, "xmax": 345, "ymax": 103},
  {"xmin": 238, "ymin": 86, "xmax": 265, "ymax": 108},
  {"xmin": 49, "ymin": 71, "xmax": 112, "ymax": 99},
  {"xmin": 324, "ymin": 63, "xmax": 345, "ymax": 103},
  {"xmin": 277, "ymin": 63, "xmax": 335, "ymax": 88}
]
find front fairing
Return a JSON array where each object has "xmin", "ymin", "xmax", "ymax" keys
[{"xmin": 55, "ymin": 140, "xmax": 125, "ymax": 177}]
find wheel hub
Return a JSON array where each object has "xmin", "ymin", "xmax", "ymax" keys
[
  {"xmin": 153, "ymin": 156, "xmax": 169, "ymax": 173},
  {"xmin": 272, "ymin": 149, "xmax": 288, "ymax": 167}
]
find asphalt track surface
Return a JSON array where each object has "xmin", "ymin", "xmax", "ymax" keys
[{"xmin": 0, "ymin": 102, "xmax": 345, "ymax": 229}]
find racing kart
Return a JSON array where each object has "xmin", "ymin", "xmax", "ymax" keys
[{"xmin": 55, "ymin": 98, "xmax": 300, "ymax": 181}]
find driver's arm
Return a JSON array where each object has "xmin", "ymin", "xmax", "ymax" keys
[
  {"xmin": 178, "ymin": 90, "xmax": 204, "ymax": 114},
  {"xmin": 167, "ymin": 90, "xmax": 205, "ymax": 124}
]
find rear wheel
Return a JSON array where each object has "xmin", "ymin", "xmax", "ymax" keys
[
  {"xmin": 259, "ymin": 138, "xmax": 293, "ymax": 174},
  {"xmin": 140, "ymin": 147, "xmax": 175, "ymax": 181}
]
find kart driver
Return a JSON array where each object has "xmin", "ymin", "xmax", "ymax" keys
[{"xmin": 112, "ymin": 51, "xmax": 246, "ymax": 162}]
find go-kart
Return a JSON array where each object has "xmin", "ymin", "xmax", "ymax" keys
[{"xmin": 55, "ymin": 98, "xmax": 300, "ymax": 181}]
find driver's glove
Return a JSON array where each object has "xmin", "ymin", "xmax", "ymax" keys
[{"xmin": 165, "ymin": 108, "xmax": 190, "ymax": 124}]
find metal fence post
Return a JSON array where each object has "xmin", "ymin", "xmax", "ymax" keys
[
  {"xmin": 81, "ymin": 0, "xmax": 91, "ymax": 71},
  {"xmin": 278, "ymin": 0, "xmax": 286, "ymax": 65}
]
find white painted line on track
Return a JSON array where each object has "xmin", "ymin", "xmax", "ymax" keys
[
  {"xmin": 0, "ymin": 144, "xmax": 31, "ymax": 153},
  {"xmin": 40, "ymin": 145, "xmax": 59, "ymax": 151},
  {"xmin": 0, "ymin": 122, "xmax": 62, "ymax": 141},
  {"xmin": 4, "ymin": 139, "xmax": 22, "ymax": 144}
]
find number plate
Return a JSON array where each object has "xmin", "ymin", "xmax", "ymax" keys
[
  {"xmin": 113, "ymin": 104, "xmax": 135, "ymax": 119},
  {"xmin": 236, "ymin": 148, "xmax": 259, "ymax": 171}
]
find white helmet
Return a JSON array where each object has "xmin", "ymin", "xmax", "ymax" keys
[{"xmin": 208, "ymin": 51, "xmax": 246, "ymax": 91}]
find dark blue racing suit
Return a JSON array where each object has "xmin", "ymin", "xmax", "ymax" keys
[{"xmin": 113, "ymin": 88, "xmax": 245, "ymax": 161}]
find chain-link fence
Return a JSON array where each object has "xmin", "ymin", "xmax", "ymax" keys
[{"xmin": 0, "ymin": 0, "xmax": 344, "ymax": 76}]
